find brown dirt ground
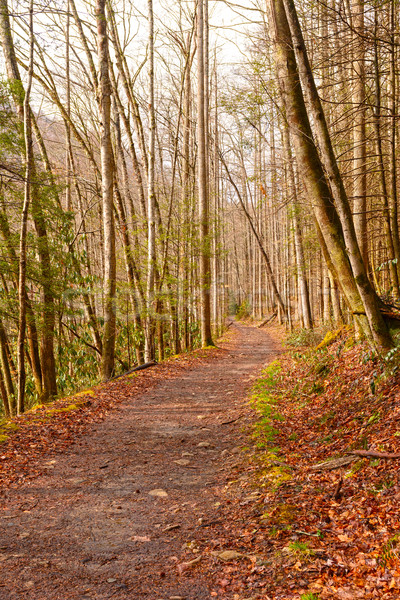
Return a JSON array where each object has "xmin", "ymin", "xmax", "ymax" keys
[{"xmin": 0, "ymin": 322, "xmax": 280, "ymax": 600}]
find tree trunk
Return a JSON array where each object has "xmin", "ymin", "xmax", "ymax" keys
[
  {"xmin": 197, "ymin": 0, "xmax": 213, "ymax": 347},
  {"xmin": 352, "ymin": 0, "xmax": 368, "ymax": 268},
  {"xmin": 277, "ymin": 0, "xmax": 393, "ymax": 350},
  {"xmin": 97, "ymin": 0, "xmax": 116, "ymax": 379},
  {"xmin": 17, "ymin": 0, "xmax": 34, "ymax": 413},
  {"xmin": 144, "ymin": 0, "xmax": 157, "ymax": 362}
]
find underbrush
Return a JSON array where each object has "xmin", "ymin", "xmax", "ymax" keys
[
  {"xmin": 244, "ymin": 327, "xmax": 400, "ymax": 598},
  {"xmin": 285, "ymin": 326, "xmax": 328, "ymax": 348}
]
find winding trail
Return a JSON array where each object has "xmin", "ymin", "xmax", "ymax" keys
[{"xmin": 0, "ymin": 323, "xmax": 279, "ymax": 599}]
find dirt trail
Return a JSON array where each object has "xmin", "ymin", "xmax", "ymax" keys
[{"xmin": 0, "ymin": 323, "xmax": 279, "ymax": 600}]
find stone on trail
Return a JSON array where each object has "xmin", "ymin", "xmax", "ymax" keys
[
  {"xmin": 197, "ymin": 441, "xmax": 211, "ymax": 448},
  {"xmin": 212, "ymin": 550, "xmax": 244, "ymax": 561},
  {"xmin": 163, "ymin": 524, "xmax": 180, "ymax": 532},
  {"xmin": 174, "ymin": 459, "xmax": 190, "ymax": 466},
  {"xmin": 149, "ymin": 489, "xmax": 168, "ymax": 497}
]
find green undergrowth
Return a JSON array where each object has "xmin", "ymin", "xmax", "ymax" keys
[
  {"xmin": 249, "ymin": 360, "xmax": 294, "ymax": 492},
  {"xmin": 240, "ymin": 325, "xmax": 400, "ymax": 597},
  {"xmin": 250, "ymin": 360, "xmax": 283, "ymax": 449}
]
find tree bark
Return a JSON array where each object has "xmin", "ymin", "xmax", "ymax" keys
[
  {"xmin": 97, "ymin": 0, "xmax": 116, "ymax": 379},
  {"xmin": 276, "ymin": 0, "xmax": 393, "ymax": 350},
  {"xmin": 17, "ymin": 0, "xmax": 34, "ymax": 413},
  {"xmin": 144, "ymin": 0, "xmax": 157, "ymax": 362},
  {"xmin": 197, "ymin": 0, "xmax": 213, "ymax": 347}
]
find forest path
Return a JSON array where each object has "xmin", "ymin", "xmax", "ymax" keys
[{"xmin": 0, "ymin": 323, "xmax": 280, "ymax": 600}]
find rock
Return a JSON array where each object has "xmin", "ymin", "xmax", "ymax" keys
[
  {"xmin": 197, "ymin": 441, "xmax": 211, "ymax": 448},
  {"xmin": 149, "ymin": 489, "xmax": 168, "ymax": 497},
  {"xmin": 107, "ymin": 578, "xmax": 117, "ymax": 583},
  {"xmin": 174, "ymin": 459, "xmax": 190, "ymax": 466},
  {"xmin": 212, "ymin": 550, "xmax": 244, "ymax": 561},
  {"xmin": 131, "ymin": 535, "xmax": 150, "ymax": 542},
  {"xmin": 163, "ymin": 524, "xmax": 180, "ymax": 532}
]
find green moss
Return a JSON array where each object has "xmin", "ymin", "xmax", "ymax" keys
[
  {"xmin": 59, "ymin": 404, "xmax": 78, "ymax": 412},
  {"xmin": 267, "ymin": 466, "xmax": 292, "ymax": 489},
  {"xmin": 316, "ymin": 329, "xmax": 341, "ymax": 350},
  {"xmin": 344, "ymin": 336, "xmax": 356, "ymax": 350},
  {"xmin": 2, "ymin": 422, "xmax": 19, "ymax": 432},
  {"xmin": 74, "ymin": 389, "xmax": 94, "ymax": 398},
  {"xmin": 344, "ymin": 459, "xmax": 365, "ymax": 479},
  {"xmin": 250, "ymin": 362, "xmax": 284, "ymax": 449},
  {"xmin": 0, "ymin": 421, "xmax": 20, "ymax": 442},
  {"xmin": 262, "ymin": 503, "xmax": 297, "ymax": 526},
  {"xmin": 46, "ymin": 403, "xmax": 79, "ymax": 415}
]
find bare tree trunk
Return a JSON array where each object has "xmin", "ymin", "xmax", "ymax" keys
[
  {"xmin": 197, "ymin": 0, "xmax": 213, "ymax": 347},
  {"xmin": 0, "ymin": 321, "xmax": 15, "ymax": 416},
  {"xmin": 352, "ymin": 0, "xmax": 368, "ymax": 268},
  {"xmin": 279, "ymin": 0, "xmax": 393, "ymax": 350},
  {"xmin": 144, "ymin": 0, "xmax": 156, "ymax": 362},
  {"xmin": 281, "ymin": 123, "xmax": 312, "ymax": 328},
  {"xmin": 372, "ymin": 8, "xmax": 400, "ymax": 300},
  {"xmin": 17, "ymin": 0, "xmax": 34, "ymax": 413},
  {"xmin": 97, "ymin": 0, "xmax": 116, "ymax": 379},
  {"xmin": 220, "ymin": 153, "xmax": 287, "ymax": 316},
  {"xmin": 389, "ymin": 0, "xmax": 400, "ymax": 285}
]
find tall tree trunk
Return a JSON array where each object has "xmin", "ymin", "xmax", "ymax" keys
[
  {"xmin": 220, "ymin": 153, "xmax": 287, "ymax": 316},
  {"xmin": 17, "ymin": 0, "xmax": 34, "ymax": 413},
  {"xmin": 97, "ymin": 0, "xmax": 116, "ymax": 379},
  {"xmin": 197, "ymin": 0, "xmax": 213, "ymax": 347},
  {"xmin": 389, "ymin": 0, "xmax": 400, "ymax": 285},
  {"xmin": 352, "ymin": 0, "xmax": 368, "ymax": 268},
  {"xmin": 145, "ymin": 0, "xmax": 157, "ymax": 362},
  {"xmin": 279, "ymin": 0, "xmax": 393, "ymax": 350},
  {"xmin": 281, "ymin": 123, "xmax": 312, "ymax": 328},
  {"xmin": 372, "ymin": 8, "xmax": 400, "ymax": 300}
]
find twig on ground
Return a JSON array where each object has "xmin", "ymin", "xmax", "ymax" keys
[
  {"xmin": 221, "ymin": 416, "xmax": 242, "ymax": 425},
  {"xmin": 347, "ymin": 449, "xmax": 400, "ymax": 459},
  {"xmin": 310, "ymin": 456, "xmax": 356, "ymax": 471},
  {"xmin": 258, "ymin": 313, "xmax": 277, "ymax": 328},
  {"xmin": 111, "ymin": 361, "xmax": 158, "ymax": 381}
]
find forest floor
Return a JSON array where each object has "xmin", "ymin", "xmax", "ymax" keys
[
  {"xmin": 1, "ymin": 322, "xmax": 400, "ymax": 600},
  {"xmin": 0, "ymin": 321, "xmax": 280, "ymax": 599}
]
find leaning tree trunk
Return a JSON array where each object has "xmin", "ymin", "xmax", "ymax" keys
[
  {"xmin": 268, "ymin": 0, "xmax": 368, "ymax": 337},
  {"xmin": 276, "ymin": 0, "xmax": 393, "ymax": 351}
]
